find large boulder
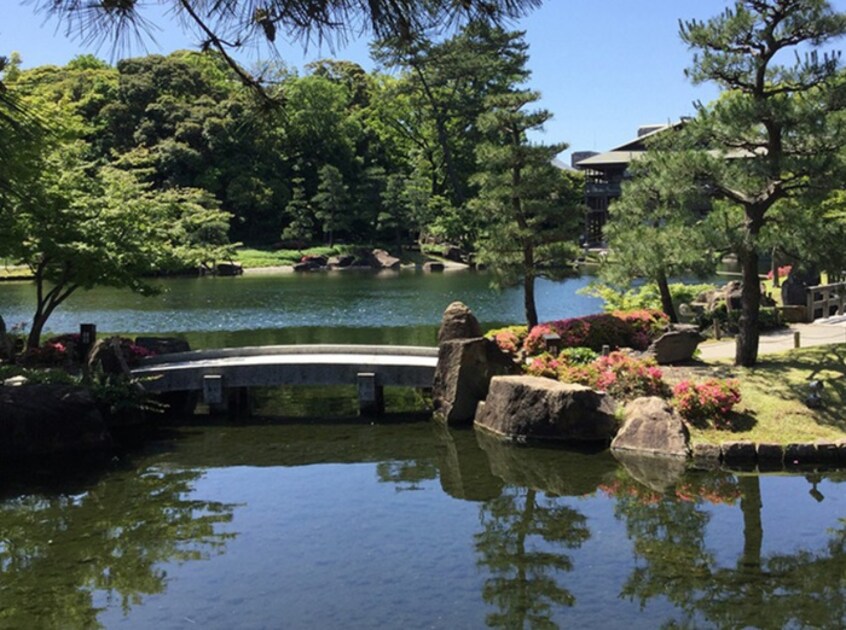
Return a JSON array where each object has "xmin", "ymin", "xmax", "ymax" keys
[
  {"xmin": 474, "ymin": 375, "xmax": 618, "ymax": 443},
  {"xmin": 432, "ymin": 338, "xmax": 518, "ymax": 424},
  {"xmin": 369, "ymin": 248, "xmax": 401, "ymax": 270},
  {"xmin": 0, "ymin": 384, "xmax": 111, "ymax": 459},
  {"xmin": 646, "ymin": 326, "xmax": 703, "ymax": 364},
  {"xmin": 327, "ymin": 254, "xmax": 356, "ymax": 269},
  {"xmin": 437, "ymin": 301, "xmax": 483, "ymax": 343},
  {"xmin": 611, "ymin": 396, "xmax": 690, "ymax": 458}
]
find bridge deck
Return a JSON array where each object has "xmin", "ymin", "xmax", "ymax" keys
[{"xmin": 131, "ymin": 345, "xmax": 439, "ymax": 393}]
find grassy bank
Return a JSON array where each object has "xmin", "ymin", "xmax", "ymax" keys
[{"xmin": 669, "ymin": 344, "xmax": 846, "ymax": 445}]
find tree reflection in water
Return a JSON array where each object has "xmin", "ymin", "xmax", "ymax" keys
[
  {"xmin": 0, "ymin": 463, "xmax": 236, "ymax": 629},
  {"xmin": 608, "ymin": 462, "xmax": 846, "ymax": 629},
  {"xmin": 475, "ymin": 487, "xmax": 590, "ymax": 628}
]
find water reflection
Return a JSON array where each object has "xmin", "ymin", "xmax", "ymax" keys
[
  {"xmin": 0, "ymin": 461, "xmax": 236, "ymax": 629},
  {"xmin": 607, "ymin": 454, "xmax": 846, "ymax": 629},
  {"xmin": 0, "ymin": 420, "xmax": 844, "ymax": 628}
]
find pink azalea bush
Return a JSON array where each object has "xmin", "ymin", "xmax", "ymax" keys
[
  {"xmin": 672, "ymin": 378, "xmax": 742, "ymax": 428},
  {"xmin": 523, "ymin": 310, "xmax": 668, "ymax": 356},
  {"xmin": 485, "ymin": 325, "xmax": 528, "ymax": 358},
  {"xmin": 559, "ymin": 351, "xmax": 669, "ymax": 401}
]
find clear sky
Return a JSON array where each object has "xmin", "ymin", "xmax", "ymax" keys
[{"xmin": 4, "ymin": 1, "xmax": 846, "ymax": 163}]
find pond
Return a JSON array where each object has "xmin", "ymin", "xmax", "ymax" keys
[
  {"xmin": 0, "ymin": 420, "xmax": 844, "ymax": 629},
  {"xmin": 0, "ymin": 270, "xmax": 602, "ymax": 347},
  {"xmin": 1, "ymin": 270, "xmax": 843, "ymax": 628}
]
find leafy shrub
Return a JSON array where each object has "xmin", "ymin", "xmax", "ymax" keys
[
  {"xmin": 20, "ymin": 339, "xmax": 71, "ymax": 367},
  {"xmin": 559, "ymin": 351, "xmax": 669, "ymax": 401},
  {"xmin": 672, "ymin": 378, "xmax": 742, "ymax": 428},
  {"xmin": 581, "ymin": 282, "xmax": 717, "ymax": 313},
  {"xmin": 485, "ymin": 325, "xmax": 528, "ymax": 357},
  {"xmin": 524, "ymin": 310, "xmax": 667, "ymax": 355},
  {"xmin": 558, "ymin": 346, "xmax": 599, "ymax": 365},
  {"xmin": 525, "ymin": 352, "xmax": 562, "ymax": 378},
  {"xmin": 698, "ymin": 305, "xmax": 784, "ymax": 334}
]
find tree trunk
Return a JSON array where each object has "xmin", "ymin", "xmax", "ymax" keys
[
  {"xmin": 770, "ymin": 246, "xmax": 780, "ymax": 288},
  {"xmin": 27, "ymin": 311, "xmax": 48, "ymax": 350},
  {"xmin": 656, "ymin": 268, "xmax": 678, "ymax": 323},
  {"xmin": 735, "ymin": 246, "xmax": 761, "ymax": 367},
  {"xmin": 523, "ymin": 244, "xmax": 538, "ymax": 329}
]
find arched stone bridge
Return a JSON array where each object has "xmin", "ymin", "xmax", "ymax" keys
[{"xmin": 131, "ymin": 344, "xmax": 439, "ymax": 415}]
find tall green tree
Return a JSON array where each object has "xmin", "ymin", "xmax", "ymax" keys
[
  {"xmin": 372, "ymin": 22, "xmax": 531, "ymax": 208},
  {"xmin": 603, "ymin": 146, "xmax": 716, "ymax": 322},
  {"xmin": 313, "ymin": 164, "xmax": 349, "ymax": 246},
  {"xmin": 473, "ymin": 90, "xmax": 582, "ymax": 329},
  {"xmin": 679, "ymin": 0, "xmax": 846, "ymax": 366},
  {"xmin": 8, "ymin": 139, "xmax": 233, "ymax": 348}
]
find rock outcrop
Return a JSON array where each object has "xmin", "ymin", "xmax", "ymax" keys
[
  {"xmin": 611, "ymin": 396, "xmax": 690, "ymax": 458},
  {"xmin": 432, "ymin": 338, "xmax": 517, "ymax": 424},
  {"xmin": 369, "ymin": 248, "xmax": 401, "ymax": 270},
  {"xmin": 437, "ymin": 301, "xmax": 483, "ymax": 344},
  {"xmin": 646, "ymin": 325, "xmax": 703, "ymax": 364},
  {"xmin": 474, "ymin": 375, "xmax": 618, "ymax": 443}
]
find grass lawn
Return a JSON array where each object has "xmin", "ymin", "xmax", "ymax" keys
[
  {"xmin": 667, "ymin": 344, "xmax": 846, "ymax": 445},
  {"xmin": 233, "ymin": 246, "xmax": 344, "ymax": 268}
]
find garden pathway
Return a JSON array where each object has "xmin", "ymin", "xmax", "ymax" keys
[{"xmin": 698, "ymin": 316, "xmax": 846, "ymax": 361}]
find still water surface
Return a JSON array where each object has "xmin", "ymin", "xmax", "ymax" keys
[
  {"xmin": 0, "ymin": 270, "xmax": 601, "ymax": 345},
  {"xmin": 0, "ymin": 420, "xmax": 844, "ymax": 629},
  {"xmin": 1, "ymin": 271, "xmax": 844, "ymax": 628}
]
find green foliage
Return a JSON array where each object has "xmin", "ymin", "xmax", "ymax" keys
[
  {"xmin": 582, "ymin": 282, "xmax": 717, "ymax": 313},
  {"xmin": 676, "ymin": 0, "xmax": 846, "ymax": 365},
  {"xmin": 472, "ymin": 84, "xmax": 583, "ymax": 327}
]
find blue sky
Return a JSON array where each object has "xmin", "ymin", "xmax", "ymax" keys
[{"xmin": 4, "ymin": 1, "xmax": 845, "ymax": 162}]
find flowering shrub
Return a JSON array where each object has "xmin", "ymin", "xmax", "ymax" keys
[
  {"xmin": 672, "ymin": 378, "xmax": 742, "ymax": 428},
  {"xmin": 766, "ymin": 264, "xmax": 792, "ymax": 280},
  {"xmin": 525, "ymin": 352, "xmax": 562, "ymax": 378},
  {"xmin": 612, "ymin": 309, "xmax": 669, "ymax": 341},
  {"xmin": 523, "ymin": 310, "xmax": 668, "ymax": 356},
  {"xmin": 485, "ymin": 325, "xmax": 528, "ymax": 358},
  {"xmin": 559, "ymin": 351, "xmax": 669, "ymax": 401},
  {"xmin": 21, "ymin": 338, "xmax": 71, "ymax": 367}
]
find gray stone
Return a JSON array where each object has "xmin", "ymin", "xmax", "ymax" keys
[
  {"xmin": 442, "ymin": 246, "xmax": 463, "ymax": 262},
  {"xmin": 369, "ymin": 248, "xmax": 401, "ymax": 269},
  {"xmin": 646, "ymin": 329, "xmax": 703, "ymax": 365},
  {"xmin": 293, "ymin": 260, "xmax": 320, "ymax": 272},
  {"xmin": 215, "ymin": 262, "xmax": 243, "ymax": 276},
  {"xmin": 611, "ymin": 397, "xmax": 690, "ymax": 458},
  {"xmin": 0, "ymin": 384, "xmax": 111, "ymax": 459},
  {"xmin": 784, "ymin": 443, "xmax": 817, "ymax": 466},
  {"xmin": 327, "ymin": 254, "xmax": 355, "ymax": 268},
  {"xmin": 474, "ymin": 375, "xmax": 618, "ymax": 443},
  {"xmin": 814, "ymin": 442, "xmax": 840, "ymax": 465},
  {"xmin": 432, "ymin": 338, "xmax": 517, "ymax": 425},
  {"xmin": 422, "ymin": 261, "xmax": 445, "ymax": 272},
  {"xmin": 437, "ymin": 301, "xmax": 483, "ymax": 344},
  {"xmin": 692, "ymin": 443, "xmax": 722, "ymax": 469},
  {"xmin": 721, "ymin": 441, "xmax": 757, "ymax": 466},
  {"xmin": 756, "ymin": 443, "xmax": 784, "ymax": 470},
  {"xmin": 3, "ymin": 375, "xmax": 29, "ymax": 387}
]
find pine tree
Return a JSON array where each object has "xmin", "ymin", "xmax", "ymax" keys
[
  {"xmin": 679, "ymin": 0, "xmax": 846, "ymax": 366},
  {"xmin": 472, "ymin": 89, "xmax": 581, "ymax": 329}
]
